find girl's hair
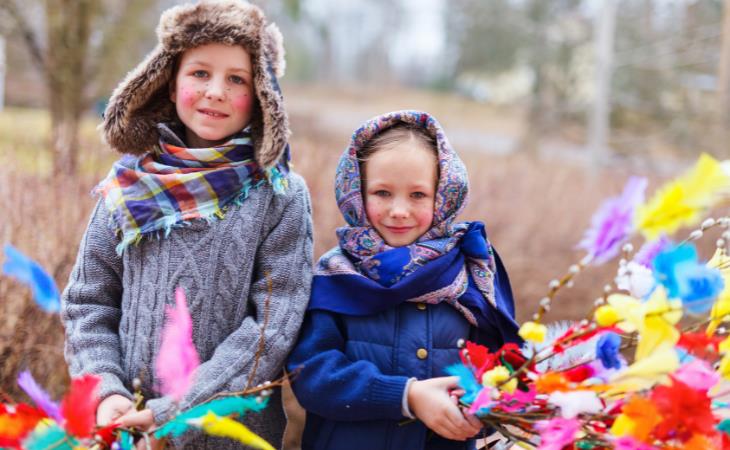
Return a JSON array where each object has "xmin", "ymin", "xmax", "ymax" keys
[{"xmin": 357, "ymin": 123, "xmax": 438, "ymax": 164}]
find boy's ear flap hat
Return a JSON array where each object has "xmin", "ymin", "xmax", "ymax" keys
[{"xmin": 101, "ymin": 0, "xmax": 288, "ymax": 169}]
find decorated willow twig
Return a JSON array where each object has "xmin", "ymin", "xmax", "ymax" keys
[
  {"xmin": 447, "ymin": 153, "xmax": 730, "ymax": 450},
  {"xmin": 0, "ymin": 257, "xmax": 282, "ymax": 449}
]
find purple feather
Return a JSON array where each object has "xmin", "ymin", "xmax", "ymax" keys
[
  {"xmin": 578, "ymin": 177, "xmax": 647, "ymax": 265},
  {"xmin": 17, "ymin": 370, "xmax": 63, "ymax": 422}
]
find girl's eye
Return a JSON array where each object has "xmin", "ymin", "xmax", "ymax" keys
[
  {"xmin": 192, "ymin": 70, "xmax": 208, "ymax": 78},
  {"xmin": 229, "ymin": 75, "xmax": 245, "ymax": 85},
  {"xmin": 373, "ymin": 190, "xmax": 390, "ymax": 197},
  {"xmin": 411, "ymin": 192, "xmax": 427, "ymax": 199}
]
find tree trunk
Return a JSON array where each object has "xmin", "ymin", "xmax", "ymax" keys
[
  {"xmin": 518, "ymin": 0, "xmax": 549, "ymax": 156},
  {"xmin": 50, "ymin": 110, "xmax": 81, "ymax": 174},
  {"xmin": 718, "ymin": 0, "xmax": 730, "ymax": 124},
  {"xmin": 45, "ymin": 0, "xmax": 96, "ymax": 176}
]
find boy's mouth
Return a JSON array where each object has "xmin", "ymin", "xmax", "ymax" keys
[{"xmin": 198, "ymin": 108, "xmax": 229, "ymax": 118}]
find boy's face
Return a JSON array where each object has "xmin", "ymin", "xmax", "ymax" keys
[
  {"xmin": 363, "ymin": 142, "xmax": 437, "ymax": 247},
  {"xmin": 170, "ymin": 43, "xmax": 254, "ymax": 148}
]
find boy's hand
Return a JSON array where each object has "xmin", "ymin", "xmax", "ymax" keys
[
  {"xmin": 96, "ymin": 394, "xmax": 133, "ymax": 426},
  {"xmin": 117, "ymin": 409, "xmax": 164, "ymax": 450},
  {"xmin": 407, "ymin": 376, "xmax": 482, "ymax": 441}
]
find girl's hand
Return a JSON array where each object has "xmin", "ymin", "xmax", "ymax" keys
[
  {"xmin": 96, "ymin": 394, "xmax": 133, "ymax": 426},
  {"xmin": 407, "ymin": 376, "xmax": 482, "ymax": 441}
]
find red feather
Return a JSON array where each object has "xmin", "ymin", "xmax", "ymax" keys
[
  {"xmin": 95, "ymin": 423, "xmax": 120, "ymax": 445},
  {"xmin": 60, "ymin": 374, "xmax": 100, "ymax": 438}
]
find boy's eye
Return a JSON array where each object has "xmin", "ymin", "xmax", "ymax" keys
[
  {"xmin": 229, "ymin": 75, "xmax": 245, "ymax": 85},
  {"xmin": 192, "ymin": 70, "xmax": 208, "ymax": 78}
]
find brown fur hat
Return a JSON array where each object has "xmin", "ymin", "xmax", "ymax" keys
[{"xmin": 101, "ymin": 0, "xmax": 289, "ymax": 169}]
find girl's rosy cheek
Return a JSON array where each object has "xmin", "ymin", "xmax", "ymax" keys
[{"xmin": 231, "ymin": 94, "xmax": 253, "ymax": 113}]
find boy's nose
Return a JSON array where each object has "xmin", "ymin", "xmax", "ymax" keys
[{"xmin": 205, "ymin": 79, "xmax": 226, "ymax": 101}]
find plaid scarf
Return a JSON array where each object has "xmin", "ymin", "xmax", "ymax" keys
[{"xmin": 95, "ymin": 126, "xmax": 288, "ymax": 254}]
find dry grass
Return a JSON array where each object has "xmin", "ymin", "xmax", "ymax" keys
[{"xmin": 0, "ymin": 86, "xmax": 676, "ymax": 435}]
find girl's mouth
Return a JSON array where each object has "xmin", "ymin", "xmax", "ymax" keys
[{"xmin": 385, "ymin": 226, "xmax": 413, "ymax": 234}]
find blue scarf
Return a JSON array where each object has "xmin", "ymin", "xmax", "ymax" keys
[{"xmin": 311, "ymin": 110, "xmax": 519, "ymax": 337}]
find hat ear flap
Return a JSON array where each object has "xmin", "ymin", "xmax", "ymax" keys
[
  {"xmin": 250, "ymin": 22, "xmax": 289, "ymax": 169},
  {"xmin": 264, "ymin": 23, "xmax": 286, "ymax": 79},
  {"xmin": 101, "ymin": 47, "xmax": 177, "ymax": 155}
]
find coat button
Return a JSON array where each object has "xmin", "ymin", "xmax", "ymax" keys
[
  {"xmin": 416, "ymin": 348, "xmax": 428, "ymax": 359},
  {"xmin": 416, "ymin": 303, "xmax": 427, "ymax": 311}
]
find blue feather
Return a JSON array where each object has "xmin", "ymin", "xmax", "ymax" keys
[
  {"xmin": 2, "ymin": 244, "xmax": 60, "ymax": 313},
  {"xmin": 445, "ymin": 363, "xmax": 482, "ymax": 404}
]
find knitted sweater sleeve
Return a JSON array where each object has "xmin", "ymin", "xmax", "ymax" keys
[
  {"xmin": 287, "ymin": 309, "xmax": 410, "ymax": 421},
  {"xmin": 61, "ymin": 201, "xmax": 132, "ymax": 401},
  {"xmin": 146, "ymin": 174, "xmax": 314, "ymax": 425}
]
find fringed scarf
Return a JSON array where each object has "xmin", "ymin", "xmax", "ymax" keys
[
  {"xmin": 95, "ymin": 125, "xmax": 289, "ymax": 254},
  {"xmin": 311, "ymin": 111, "xmax": 519, "ymax": 335}
]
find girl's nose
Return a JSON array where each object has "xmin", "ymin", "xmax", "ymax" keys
[{"xmin": 389, "ymin": 200, "xmax": 409, "ymax": 218}]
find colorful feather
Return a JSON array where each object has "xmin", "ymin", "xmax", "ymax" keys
[
  {"xmin": 445, "ymin": 364, "xmax": 481, "ymax": 404},
  {"xmin": 156, "ymin": 288, "xmax": 200, "ymax": 401},
  {"xmin": 17, "ymin": 370, "xmax": 62, "ymax": 423},
  {"xmin": 0, "ymin": 403, "xmax": 46, "ymax": 447},
  {"xmin": 189, "ymin": 412, "xmax": 274, "ymax": 450},
  {"xmin": 2, "ymin": 244, "xmax": 60, "ymax": 313},
  {"xmin": 22, "ymin": 421, "xmax": 77, "ymax": 450},
  {"xmin": 636, "ymin": 153, "xmax": 730, "ymax": 239},
  {"xmin": 59, "ymin": 374, "xmax": 100, "ymax": 438},
  {"xmin": 578, "ymin": 176, "xmax": 647, "ymax": 264},
  {"xmin": 155, "ymin": 395, "xmax": 269, "ymax": 438},
  {"xmin": 94, "ymin": 423, "xmax": 120, "ymax": 446},
  {"xmin": 118, "ymin": 430, "xmax": 133, "ymax": 450}
]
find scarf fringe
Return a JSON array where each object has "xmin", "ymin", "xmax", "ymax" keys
[{"xmin": 110, "ymin": 167, "xmax": 289, "ymax": 254}]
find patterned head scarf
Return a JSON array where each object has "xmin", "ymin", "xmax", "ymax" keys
[
  {"xmin": 314, "ymin": 110, "xmax": 507, "ymax": 327},
  {"xmin": 335, "ymin": 110, "xmax": 469, "ymax": 257}
]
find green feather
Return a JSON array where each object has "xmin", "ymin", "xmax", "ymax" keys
[{"xmin": 156, "ymin": 395, "xmax": 269, "ymax": 438}]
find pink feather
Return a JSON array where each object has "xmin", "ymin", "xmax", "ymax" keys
[{"xmin": 155, "ymin": 288, "xmax": 200, "ymax": 401}]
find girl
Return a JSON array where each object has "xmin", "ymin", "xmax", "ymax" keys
[
  {"xmin": 61, "ymin": 1, "xmax": 313, "ymax": 448},
  {"xmin": 288, "ymin": 111, "xmax": 521, "ymax": 450}
]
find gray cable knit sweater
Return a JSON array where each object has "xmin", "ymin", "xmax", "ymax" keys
[{"xmin": 61, "ymin": 173, "xmax": 313, "ymax": 449}]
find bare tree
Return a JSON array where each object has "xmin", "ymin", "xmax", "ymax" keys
[
  {"xmin": 0, "ymin": 0, "xmax": 159, "ymax": 175},
  {"xmin": 718, "ymin": 0, "xmax": 730, "ymax": 125}
]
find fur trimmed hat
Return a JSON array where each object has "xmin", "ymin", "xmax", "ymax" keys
[{"xmin": 101, "ymin": 0, "xmax": 289, "ymax": 169}]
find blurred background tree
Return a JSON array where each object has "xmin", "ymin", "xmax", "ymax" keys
[
  {"xmin": 0, "ymin": 0, "xmax": 164, "ymax": 174},
  {"xmin": 2, "ymin": 0, "xmax": 729, "ymax": 171}
]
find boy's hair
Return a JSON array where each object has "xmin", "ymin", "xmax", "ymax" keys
[
  {"xmin": 357, "ymin": 123, "xmax": 438, "ymax": 164},
  {"xmin": 102, "ymin": 0, "xmax": 288, "ymax": 169}
]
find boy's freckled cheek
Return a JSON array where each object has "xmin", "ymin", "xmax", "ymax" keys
[
  {"xmin": 178, "ymin": 87, "xmax": 197, "ymax": 107},
  {"xmin": 231, "ymin": 94, "xmax": 252, "ymax": 113}
]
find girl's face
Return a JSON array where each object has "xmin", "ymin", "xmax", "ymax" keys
[
  {"xmin": 363, "ymin": 142, "xmax": 438, "ymax": 247},
  {"xmin": 170, "ymin": 43, "xmax": 254, "ymax": 148}
]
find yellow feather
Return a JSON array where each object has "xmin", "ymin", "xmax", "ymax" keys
[
  {"xmin": 636, "ymin": 153, "xmax": 730, "ymax": 239},
  {"xmin": 195, "ymin": 412, "xmax": 275, "ymax": 450},
  {"xmin": 707, "ymin": 248, "xmax": 730, "ymax": 336}
]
